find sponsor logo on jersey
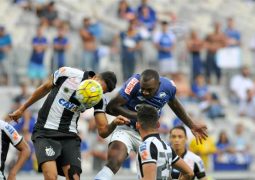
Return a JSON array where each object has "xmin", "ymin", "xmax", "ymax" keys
[
  {"xmin": 12, "ymin": 132, "xmax": 19, "ymax": 141},
  {"xmin": 45, "ymin": 146, "xmax": 55, "ymax": 157},
  {"xmin": 141, "ymin": 150, "xmax": 149, "ymax": 161},
  {"xmin": 124, "ymin": 78, "xmax": 139, "ymax": 95},
  {"xmin": 58, "ymin": 98, "xmax": 79, "ymax": 112},
  {"xmin": 140, "ymin": 144, "xmax": 147, "ymax": 151},
  {"xmin": 5, "ymin": 125, "xmax": 15, "ymax": 134}
]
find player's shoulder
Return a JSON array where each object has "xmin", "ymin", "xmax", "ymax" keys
[
  {"xmin": 0, "ymin": 119, "xmax": 7, "ymax": 129},
  {"xmin": 160, "ymin": 77, "xmax": 176, "ymax": 89},
  {"xmin": 139, "ymin": 138, "xmax": 154, "ymax": 151},
  {"xmin": 186, "ymin": 150, "xmax": 203, "ymax": 162},
  {"xmin": 55, "ymin": 67, "xmax": 84, "ymax": 78}
]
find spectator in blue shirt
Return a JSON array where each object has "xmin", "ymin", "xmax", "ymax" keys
[
  {"xmin": 191, "ymin": 74, "xmax": 209, "ymax": 102},
  {"xmin": 52, "ymin": 24, "xmax": 70, "ymax": 73},
  {"xmin": 28, "ymin": 26, "xmax": 48, "ymax": 86},
  {"xmin": 117, "ymin": 0, "xmax": 135, "ymax": 21},
  {"xmin": 153, "ymin": 21, "xmax": 177, "ymax": 76},
  {"xmin": 113, "ymin": 20, "xmax": 142, "ymax": 81},
  {"xmin": 137, "ymin": 5, "xmax": 157, "ymax": 32},
  {"xmin": 225, "ymin": 17, "xmax": 241, "ymax": 47},
  {"xmin": 137, "ymin": 0, "xmax": 156, "ymax": 25},
  {"xmin": 0, "ymin": 26, "xmax": 12, "ymax": 85}
]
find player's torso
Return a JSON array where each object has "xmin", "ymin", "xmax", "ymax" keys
[{"xmin": 37, "ymin": 68, "xmax": 86, "ymax": 133}]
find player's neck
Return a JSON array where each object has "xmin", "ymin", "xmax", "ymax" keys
[
  {"xmin": 140, "ymin": 129, "xmax": 159, "ymax": 140},
  {"xmin": 175, "ymin": 148, "xmax": 186, "ymax": 157}
]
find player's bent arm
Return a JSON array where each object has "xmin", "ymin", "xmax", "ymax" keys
[
  {"xmin": 168, "ymin": 97, "xmax": 194, "ymax": 129},
  {"xmin": 8, "ymin": 139, "xmax": 30, "ymax": 179},
  {"xmin": 141, "ymin": 163, "xmax": 157, "ymax": 180},
  {"xmin": 106, "ymin": 94, "xmax": 137, "ymax": 119},
  {"xmin": 94, "ymin": 113, "xmax": 130, "ymax": 138},
  {"xmin": 9, "ymin": 75, "xmax": 54, "ymax": 121},
  {"xmin": 172, "ymin": 158, "xmax": 194, "ymax": 180}
]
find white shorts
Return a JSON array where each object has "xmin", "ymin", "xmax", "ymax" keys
[
  {"xmin": 109, "ymin": 125, "xmax": 142, "ymax": 154},
  {"xmin": 159, "ymin": 58, "xmax": 178, "ymax": 74}
]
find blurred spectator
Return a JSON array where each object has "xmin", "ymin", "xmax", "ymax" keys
[
  {"xmin": 137, "ymin": 0, "xmax": 156, "ymax": 32},
  {"xmin": 186, "ymin": 30, "xmax": 204, "ymax": 80},
  {"xmin": 13, "ymin": 0, "xmax": 32, "ymax": 10},
  {"xmin": 80, "ymin": 17, "xmax": 101, "ymax": 72},
  {"xmin": 230, "ymin": 66, "xmax": 254, "ymax": 103},
  {"xmin": 117, "ymin": 0, "xmax": 135, "ymax": 21},
  {"xmin": 204, "ymin": 22, "xmax": 226, "ymax": 84},
  {"xmin": 232, "ymin": 123, "xmax": 251, "ymax": 154},
  {"xmin": 153, "ymin": 21, "xmax": 177, "ymax": 77},
  {"xmin": 52, "ymin": 23, "xmax": 70, "ymax": 73},
  {"xmin": 171, "ymin": 72, "xmax": 192, "ymax": 102},
  {"xmin": 200, "ymin": 93, "xmax": 225, "ymax": 120},
  {"xmin": 113, "ymin": 20, "xmax": 142, "ymax": 81},
  {"xmin": 189, "ymin": 132, "xmax": 217, "ymax": 169},
  {"xmin": 90, "ymin": 136, "xmax": 107, "ymax": 171},
  {"xmin": 224, "ymin": 17, "xmax": 241, "ymax": 47},
  {"xmin": 39, "ymin": 1, "xmax": 61, "ymax": 28},
  {"xmin": 28, "ymin": 26, "xmax": 48, "ymax": 86},
  {"xmin": 216, "ymin": 131, "xmax": 234, "ymax": 154},
  {"xmin": 191, "ymin": 74, "xmax": 209, "ymax": 102},
  {"xmin": 250, "ymin": 34, "xmax": 255, "ymax": 65},
  {"xmin": 238, "ymin": 89, "xmax": 255, "ymax": 119},
  {"xmin": 0, "ymin": 26, "xmax": 12, "ymax": 85}
]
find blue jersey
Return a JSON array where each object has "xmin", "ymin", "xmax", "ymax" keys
[{"xmin": 119, "ymin": 74, "xmax": 176, "ymax": 128}]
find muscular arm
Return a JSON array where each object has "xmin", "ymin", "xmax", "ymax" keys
[
  {"xmin": 8, "ymin": 140, "xmax": 30, "ymax": 179},
  {"xmin": 172, "ymin": 158, "xmax": 194, "ymax": 180},
  {"xmin": 94, "ymin": 113, "xmax": 130, "ymax": 138},
  {"xmin": 106, "ymin": 94, "xmax": 137, "ymax": 119},
  {"xmin": 9, "ymin": 76, "xmax": 54, "ymax": 121},
  {"xmin": 141, "ymin": 163, "xmax": 157, "ymax": 180},
  {"xmin": 168, "ymin": 97, "xmax": 194, "ymax": 129}
]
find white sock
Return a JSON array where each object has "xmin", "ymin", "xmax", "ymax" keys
[{"xmin": 94, "ymin": 166, "xmax": 114, "ymax": 180}]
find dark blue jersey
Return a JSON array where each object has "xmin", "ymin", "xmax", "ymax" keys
[{"xmin": 119, "ymin": 74, "xmax": 176, "ymax": 128}]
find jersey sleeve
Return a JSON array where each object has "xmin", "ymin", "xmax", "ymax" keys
[
  {"xmin": 171, "ymin": 147, "xmax": 180, "ymax": 164},
  {"xmin": 119, "ymin": 75, "xmax": 140, "ymax": 101},
  {"xmin": 1, "ymin": 121, "xmax": 23, "ymax": 146},
  {"xmin": 139, "ymin": 141, "xmax": 157, "ymax": 165},
  {"xmin": 194, "ymin": 157, "xmax": 206, "ymax": 179},
  {"xmin": 94, "ymin": 96, "xmax": 107, "ymax": 114},
  {"xmin": 53, "ymin": 67, "xmax": 73, "ymax": 85},
  {"xmin": 164, "ymin": 78, "xmax": 177, "ymax": 101}
]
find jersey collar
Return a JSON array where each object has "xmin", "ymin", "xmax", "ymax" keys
[{"xmin": 143, "ymin": 133, "xmax": 160, "ymax": 141}]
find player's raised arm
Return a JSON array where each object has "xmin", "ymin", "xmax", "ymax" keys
[
  {"xmin": 168, "ymin": 97, "xmax": 208, "ymax": 144},
  {"xmin": 9, "ymin": 75, "xmax": 54, "ymax": 122}
]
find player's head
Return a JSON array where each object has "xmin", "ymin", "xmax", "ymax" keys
[
  {"xmin": 136, "ymin": 104, "xmax": 159, "ymax": 131},
  {"xmin": 140, "ymin": 69, "xmax": 160, "ymax": 99},
  {"xmin": 93, "ymin": 71, "xmax": 117, "ymax": 93},
  {"xmin": 169, "ymin": 126, "xmax": 187, "ymax": 152}
]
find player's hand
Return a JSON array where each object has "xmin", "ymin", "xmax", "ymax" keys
[
  {"xmin": 113, "ymin": 115, "xmax": 130, "ymax": 126},
  {"xmin": 8, "ymin": 108, "xmax": 24, "ymax": 122},
  {"xmin": 191, "ymin": 122, "xmax": 208, "ymax": 145}
]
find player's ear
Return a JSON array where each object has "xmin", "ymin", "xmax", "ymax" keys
[
  {"xmin": 156, "ymin": 121, "xmax": 160, "ymax": 129},
  {"xmin": 136, "ymin": 122, "xmax": 140, "ymax": 130}
]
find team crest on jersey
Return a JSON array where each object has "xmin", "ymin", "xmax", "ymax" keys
[
  {"xmin": 159, "ymin": 92, "xmax": 166, "ymax": 98},
  {"xmin": 63, "ymin": 87, "xmax": 69, "ymax": 93},
  {"xmin": 45, "ymin": 146, "xmax": 55, "ymax": 157},
  {"xmin": 125, "ymin": 78, "xmax": 139, "ymax": 95}
]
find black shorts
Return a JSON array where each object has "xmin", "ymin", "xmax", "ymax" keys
[{"xmin": 32, "ymin": 132, "xmax": 82, "ymax": 176}]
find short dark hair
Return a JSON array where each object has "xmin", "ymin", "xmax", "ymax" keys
[
  {"xmin": 170, "ymin": 126, "xmax": 187, "ymax": 137},
  {"xmin": 141, "ymin": 69, "xmax": 159, "ymax": 82},
  {"xmin": 137, "ymin": 104, "xmax": 159, "ymax": 130},
  {"xmin": 99, "ymin": 71, "xmax": 117, "ymax": 92}
]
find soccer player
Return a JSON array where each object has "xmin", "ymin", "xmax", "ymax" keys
[
  {"xmin": 136, "ymin": 104, "xmax": 194, "ymax": 180},
  {"xmin": 170, "ymin": 126, "xmax": 207, "ymax": 180},
  {"xmin": 95, "ymin": 69, "xmax": 207, "ymax": 180},
  {"xmin": 9, "ymin": 67, "xmax": 129, "ymax": 180},
  {"xmin": 0, "ymin": 119, "xmax": 30, "ymax": 179}
]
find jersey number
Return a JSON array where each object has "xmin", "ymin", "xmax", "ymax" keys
[{"xmin": 157, "ymin": 152, "xmax": 172, "ymax": 180}]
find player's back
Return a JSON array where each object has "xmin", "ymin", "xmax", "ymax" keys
[{"xmin": 137, "ymin": 134, "xmax": 179, "ymax": 180}]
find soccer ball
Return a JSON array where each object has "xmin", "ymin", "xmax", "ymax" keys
[{"xmin": 76, "ymin": 79, "xmax": 103, "ymax": 108}]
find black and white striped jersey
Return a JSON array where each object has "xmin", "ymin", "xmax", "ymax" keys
[
  {"xmin": 34, "ymin": 67, "xmax": 105, "ymax": 135},
  {"xmin": 171, "ymin": 150, "xmax": 206, "ymax": 180},
  {"xmin": 136, "ymin": 134, "xmax": 179, "ymax": 180},
  {"xmin": 0, "ymin": 120, "xmax": 23, "ymax": 177}
]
